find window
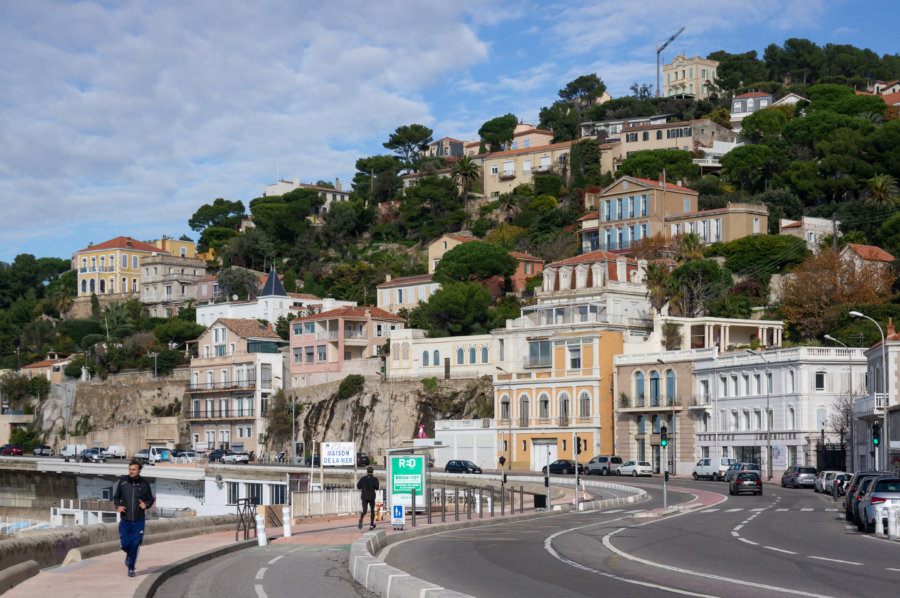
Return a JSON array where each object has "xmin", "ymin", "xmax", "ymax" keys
[
  {"xmin": 816, "ymin": 407, "xmax": 827, "ymax": 430},
  {"xmin": 293, "ymin": 348, "xmax": 302, "ymax": 364},
  {"xmin": 766, "ymin": 372, "xmax": 773, "ymax": 394},
  {"xmin": 270, "ymin": 484, "xmax": 287, "ymax": 505},
  {"xmin": 569, "ymin": 345, "xmax": 581, "ymax": 369},
  {"xmin": 132, "ymin": 256, "xmax": 138, "ymax": 269},
  {"xmin": 246, "ymin": 483, "xmax": 262, "ymax": 506},
  {"xmin": 813, "ymin": 371, "xmax": 826, "ymax": 391},
  {"xmin": 305, "ymin": 323, "xmax": 315, "ymax": 335},
  {"xmin": 490, "ymin": 165, "xmax": 498, "ymax": 175},
  {"xmin": 481, "ymin": 347, "xmax": 488, "ymax": 363},
  {"xmin": 699, "ymin": 379, "xmax": 709, "ymax": 403},
  {"xmin": 650, "ymin": 371, "xmax": 660, "ymax": 406},
  {"xmin": 227, "ymin": 482, "xmax": 240, "ymax": 504},
  {"xmin": 540, "ymin": 156, "xmax": 551, "ymax": 169},
  {"xmin": 753, "ymin": 218, "xmax": 760, "ymax": 234},
  {"xmin": 422, "ymin": 351, "xmax": 429, "ymax": 366},
  {"xmin": 528, "ymin": 340, "xmax": 551, "ymax": 367},
  {"xmin": 539, "ymin": 394, "xmax": 550, "ymax": 419},
  {"xmin": 523, "ymin": 159, "xmax": 531, "ymax": 172},
  {"xmin": 559, "ymin": 394, "xmax": 570, "ymax": 425},
  {"xmin": 642, "ymin": 131, "xmax": 649, "ymax": 141},
  {"xmin": 579, "ymin": 391, "xmax": 591, "ymax": 417},
  {"xmin": 469, "ymin": 347, "xmax": 476, "ymax": 363},
  {"xmin": 788, "ymin": 370, "xmax": 795, "ymax": 393},
  {"xmin": 121, "ymin": 254, "xmax": 128, "ymax": 269},
  {"xmin": 743, "ymin": 374, "xmax": 750, "ymax": 396},
  {"xmin": 666, "ymin": 370, "xmax": 675, "ymax": 400},
  {"xmin": 501, "ymin": 396, "xmax": 510, "ymax": 419},
  {"xmin": 305, "ymin": 346, "xmax": 314, "ymax": 363},
  {"xmin": 635, "ymin": 372, "xmax": 645, "ymax": 401},
  {"xmin": 317, "ymin": 345, "xmax": 326, "ymax": 361},
  {"xmin": 457, "ymin": 348, "xmax": 464, "ymax": 364},
  {"xmin": 788, "ymin": 407, "xmax": 795, "ymax": 429},
  {"xmin": 502, "ymin": 160, "xmax": 514, "ymax": 176},
  {"xmin": 433, "ymin": 350, "xmax": 440, "ymax": 365},
  {"xmin": 638, "ymin": 415, "xmax": 645, "ymax": 434}
]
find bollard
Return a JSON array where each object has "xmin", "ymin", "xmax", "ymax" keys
[
  {"xmin": 454, "ymin": 488, "xmax": 460, "ymax": 521},
  {"xmin": 411, "ymin": 489, "xmax": 417, "ymax": 527},
  {"xmin": 490, "ymin": 487, "xmax": 495, "ymax": 517},
  {"xmin": 479, "ymin": 488, "xmax": 484, "ymax": 519},
  {"xmin": 875, "ymin": 504, "xmax": 885, "ymax": 538},
  {"xmin": 255, "ymin": 514, "xmax": 267, "ymax": 547},
  {"xmin": 888, "ymin": 505, "xmax": 898, "ymax": 540},
  {"xmin": 501, "ymin": 485, "xmax": 505, "ymax": 516},
  {"xmin": 427, "ymin": 489, "xmax": 432, "ymax": 524},
  {"xmin": 519, "ymin": 486, "xmax": 524, "ymax": 513},
  {"xmin": 467, "ymin": 488, "xmax": 472, "ymax": 520},
  {"xmin": 509, "ymin": 488, "xmax": 515, "ymax": 514},
  {"xmin": 282, "ymin": 506, "xmax": 291, "ymax": 538},
  {"xmin": 441, "ymin": 487, "xmax": 446, "ymax": 523}
]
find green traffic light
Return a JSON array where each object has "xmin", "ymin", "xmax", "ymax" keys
[{"xmin": 661, "ymin": 440, "xmax": 668, "ymax": 446}]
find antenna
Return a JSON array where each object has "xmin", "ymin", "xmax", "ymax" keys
[{"xmin": 656, "ymin": 26, "xmax": 685, "ymax": 98}]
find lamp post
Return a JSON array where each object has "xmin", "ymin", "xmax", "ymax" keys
[
  {"xmin": 849, "ymin": 311, "xmax": 888, "ymax": 471},
  {"xmin": 496, "ymin": 366, "xmax": 512, "ymax": 480},
  {"xmin": 148, "ymin": 352, "xmax": 158, "ymax": 380},
  {"xmin": 746, "ymin": 349, "xmax": 772, "ymax": 481},
  {"xmin": 824, "ymin": 334, "xmax": 854, "ymax": 472}
]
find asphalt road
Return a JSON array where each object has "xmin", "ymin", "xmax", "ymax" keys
[{"xmin": 382, "ymin": 477, "xmax": 900, "ymax": 597}]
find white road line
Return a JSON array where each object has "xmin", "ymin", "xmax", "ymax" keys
[
  {"xmin": 825, "ymin": 509, "xmax": 838, "ymax": 512},
  {"xmin": 625, "ymin": 509, "xmax": 644, "ymax": 513},
  {"xmin": 605, "ymin": 509, "xmax": 624, "ymax": 513},
  {"xmin": 764, "ymin": 546, "xmax": 797, "ymax": 555},
  {"xmin": 267, "ymin": 555, "xmax": 284, "ymax": 565},
  {"xmin": 808, "ymin": 556, "xmax": 862, "ymax": 566},
  {"xmin": 255, "ymin": 567, "xmax": 267, "ymax": 580},
  {"xmin": 734, "ymin": 524, "xmax": 744, "ymax": 531},
  {"xmin": 738, "ymin": 538, "xmax": 758, "ymax": 546},
  {"xmin": 254, "ymin": 584, "xmax": 267, "ymax": 598},
  {"xmin": 800, "ymin": 508, "xmax": 813, "ymax": 512},
  {"xmin": 886, "ymin": 568, "xmax": 900, "ymax": 573},
  {"xmin": 776, "ymin": 508, "xmax": 789, "ymax": 512},
  {"xmin": 751, "ymin": 508, "xmax": 767, "ymax": 512},
  {"xmin": 731, "ymin": 531, "xmax": 740, "ymax": 537},
  {"xmin": 700, "ymin": 508, "xmax": 720, "ymax": 513},
  {"xmin": 725, "ymin": 508, "xmax": 743, "ymax": 512}
]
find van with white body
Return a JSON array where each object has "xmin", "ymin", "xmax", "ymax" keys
[
  {"xmin": 103, "ymin": 445, "xmax": 127, "ymax": 459},
  {"xmin": 692, "ymin": 457, "xmax": 736, "ymax": 481},
  {"xmin": 61, "ymin": 444, "xmax": 88, "ymax": 459},
  {"xmin": 148, "ymin": 446, "xmax": 171, "ymax": 464}
]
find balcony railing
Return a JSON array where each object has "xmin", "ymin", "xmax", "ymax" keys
[
  {"xmin": 344, "ymin": 330, "xmax": 368, "ymax": 339},
  {"xmin": 519, "ymin": 416, "xmax": 529, "ymax": 428},
  {"xmin": 316, "ymin": 331, "xmax": 339, "ymax": 340},
  {"xmin": 186, "ymin": 380, "xmax": 257, "ymax": 392},
  {"xmin": 499, "ymin": 171, "xmax": 516, "ymax": 180},
  {"xmin": 187, "ymin": 409, "xmax": 256, "ymax": 420},
  {"xmin": 524, "ymin": 355, "xmax": 551, "ymax": 368},
  {"xmin": 559, "ymin": 415, "xmax": 569, "ymax": 427},
  {"xmin": 79, "ymin": 266, "xmax": 112, "ymax": 273}
]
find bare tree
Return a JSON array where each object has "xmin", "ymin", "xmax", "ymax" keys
[{"xmin": 828, "ymin": 393, "xmax": 854, "ymax": 436}]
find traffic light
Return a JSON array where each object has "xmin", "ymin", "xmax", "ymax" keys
[
  {"xmin": 873, "ymin": 422, "xmax": 881, "ymax": 446},
  {"xmin": 544, "ymin": 475, "xmax": 549, "ymax": 487},
  {"xmin": 576, "ymin": 436, "xmax": 582, "ymax": 454},
  {"xmin": 660, "ymin": 425, "xmax": 668, "ymax": 447},
  {"xmin": 502, "ymin": 473, "xmax": 507, "ymax": 485}
]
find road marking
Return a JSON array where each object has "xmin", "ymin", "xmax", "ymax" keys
[
  {"xmin": 267, "ymin": 555, "xmax": 283, "ymax": 565},
  {"xmin": 764, "ymin": 546, "xmax": 797, "ymax": 555},
  {"xmin": 731, "ymin": 531, "xmax": 740, "ymax": 537},
  {"xmin": 886, "ymin": 568, "xmax": 900, "ymax": 573},
  {"xmin": 776, "ymin": 508, "xmax": 789, "ymax": 512},
  {"xmin": 255, "ymin": 567, "xmax": 267, "ymax": 580},
  {"xmin": 809, "ymin": 556, "xmax": 862, "ymax": 566},
  {"xmin": 605, "ymin": 509, "xmax": 624, "ymax": 513},
  {"xmin": 751, "ymin": 508, "xmax": 766, "ymax": 512},
  {"xmin": 254, "ymin": 584, "xmax": 267, "ymax": 598},
  {"xmin": 725, "ymin": 508, "xmax": 743, "ymax": 512},
  {"xmin": 733, "ymin": 525, "xmax": 744, "ymax": 531},
  {"xmin": 738, "ymin": 538, "xmax": 758, "ymax": 546},
  {"xmin": 800, "ymin": 508, "xmax": 813, "ymax": 512},
  {"xmin": 825, "ymin": 509, "xmax": 838, "ymax": 512},
  {"xmin": 699, "ymin": 508, "xmax": 719, "ymax": 513},
  {"xmin": 625, "ymin": 509, "xmax": 644, "ymax": 513}
]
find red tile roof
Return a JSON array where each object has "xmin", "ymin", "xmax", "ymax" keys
[
  {"xmin": 76, "ymin": 236, "xmax": 160, "ymax": 254},
  {"xmin": 484, "ymin": 141, "xmax": 573, "ymax": 159},
  {"xmin": 287, "ymin": 293, "xmax": 321, "ymax": 300},
  {"xmin": 402, "ymin": 168, "xmax": 452, "ymax": 179},
  {"xmin": 513, "ymin": 128, "xmax": 553, "ymax": 137},
  {"xmin": 621, "ymin": 119, "xmax": 702, "ymax": 132},
  {"xmin": 549, "ymin": 250, "xmax": 638, "ymax": 268},
  {"xmin": 509, "ymin": 251, "xmax": 542, "ymax": 261},
  {"xmin": 882, "ymin": 92, "xmax": 900, "ymax": 106},
  {"xmin": 578, "ymin": 211, "xmax": 600, "ymax": 222},
  {"xmin": 291, "ymin": 306, "xmax": 405, "ymax": 323},
  {"xmin": 445, "ymin": 235, "xmax": 475, "ymax": 244},
  {"xmin": 734, "ymin": 92, "xmax": 772, "ymax": 98},
  {"xmin": 631, "ymin": 177, "xmax": 697, "ymax": 194},
  {"xmin": 22, "ymin": 358, "xmax": 69, "ymax": 369},
  {"xmin": 780, "ymin": 221, "xmax": 802, "ymax": 229},
  {"xmin": 377, "ymin": 274, "xmax": 434, "ymax": 288},
  {"xmin": 216, "ymin": 318, "xmax": 282, "ymax": 339},
  {"xmin": 845, "ymin": 243, "xmax": 895, "ymax": 262}
]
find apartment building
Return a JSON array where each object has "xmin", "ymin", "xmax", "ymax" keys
[
  {"xmin": 780, "ymin": 216, "xmax": 840, "ymax": 252},
  {"xmin": 428, "ymin": 234, "xmax": 475, "ymax": 273},
  {"xmin": 263, "ymin": 177, "xmax": 350, "ymax": 222},
  {"xmin": 187, "ymin": 319, "xmax": 287, "ymax": 454},
  {"xmin": 853, "ymin": 320, "xmax": 900, "ymax": 472},
  {"xmin": 665, "ymin": 203, "xmax": 769, "ymax": 242},
  {"xmin": 376, "ymin": 274, "xmax": 440, "ymax": 315},
  {"xmin": 730, "ymin": 92, "xmax": 774, "ymax": 131},
  {"xmin": 151, "ymin": 236, "xmax": 199, "ymax": 259},
  {"xmin": 579, "ymin": 114, "xmax": 671, "ymax": 142},
  {"xmin": 619, "ymin": 118, "xmax": 738, "ymax": 160},
  {"xmin": 140, "ymin": 254, "xmax": 208, "ymax": 318},
  {"xmin": 481, "ymin": 142, "xmax": 572, "ymax": 197},
  {"xmin": 662, "ymin": 53, "xmax": 719, "ymax": 99},
  {"xmin": 423, "ymin": 137, "xmax": 464, "ymax": 158},
  {"xmin": 73, "ymin": 236, "xmax": 160, "ymax": 298}
]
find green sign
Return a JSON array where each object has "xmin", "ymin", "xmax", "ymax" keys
[{"xmin": 390, "ymin": 455, "xmax": 425, "ymax": 496}]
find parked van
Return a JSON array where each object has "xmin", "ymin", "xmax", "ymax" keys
[
  {"xmin": 692, "ymin": 457, "xmax": 736, "ymax": 481},
  {"xmin": 61, "ymin": 444, "xmax": 88, "ymax": 459},
  {"xmin": 104, "ymin": 445, "xmax": 127, "ymax": 459}
]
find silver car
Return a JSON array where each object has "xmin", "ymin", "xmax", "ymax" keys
[
  {"xmin": 857, "ymin": 477, "xmax": 900, "ymax": 533},
  {"xmin": 781, "ymin": 465, "xmax": 817, "ymax": 488},
  {"xmin": 724, "ymin": 462, "xmax": 761, "ymax": 484}
]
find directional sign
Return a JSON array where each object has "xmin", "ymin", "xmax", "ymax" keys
[{"xmin": 321, "ymin": 442, "xmax": 355, "ymax": 466}]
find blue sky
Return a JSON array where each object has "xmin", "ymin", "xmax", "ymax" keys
[{"xmin": 1, "ymin": 0, "xmax": 898, "ymax": 263}]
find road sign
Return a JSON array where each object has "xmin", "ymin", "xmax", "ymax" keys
[
  {"xmin": 391, "ymin": 500, "xmax": 405, "ymax": 529},
  {"xmin": 321, "ymin": 442, "xmax": 355, "ymax": 466},
  {"xmin": 389, "ymin": 455, "xmax": 425, "ymax": 510}
]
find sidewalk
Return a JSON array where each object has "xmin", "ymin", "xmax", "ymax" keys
[{"xmin": 4, "ymin": 489, "xmax": 575, "ymax": 598}]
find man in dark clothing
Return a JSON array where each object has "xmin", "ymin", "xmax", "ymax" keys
[
  {"xmin": 357, "ymin": 466, "xmax": 379, "ymax": 530},
  {"xmin": 114, "ymin": 459, "xmax": 155, "ymax": 577}
]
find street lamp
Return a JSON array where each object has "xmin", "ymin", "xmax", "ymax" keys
[
  {"xmin": 496, "ymin": 366, "xmax": 512, "ymax": 479},
  {"xmin": 824, "ymin": 334, "xmax": 854, "ymax": 471},
  {"xmin": 746, "ymin": 349, "xmax": 772, "ymax": 481},
  {"xmin": 148, "ymin": 352, "xmax": 158, "ymax": 380},
  {"xmin": 849, "ymin": 311, "xmax": 888, "ymax": 471}
]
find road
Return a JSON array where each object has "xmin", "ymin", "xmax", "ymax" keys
[{"xmin": 382, "ymin": 477, "xmax": 900, "ymax": 597}]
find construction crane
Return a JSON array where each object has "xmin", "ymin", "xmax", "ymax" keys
[{"xmin": 656, "ymin": 27, "xmax": 685, "ymax": 98}]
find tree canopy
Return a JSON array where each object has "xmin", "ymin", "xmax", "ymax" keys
[
  {"xmin": 188, "ymin": 198, "xmax": 246, "ymax": 232},
  {"xmin": 478, "ymin": 114, "xmax": 519, "ymax": 153},
  {"xmin": 432, "ymin": 241, "xmax": 518, "ymax": 284},
  {"xmin": 383, "ymin": 124, "xmax": 433, "ymax": 172}
]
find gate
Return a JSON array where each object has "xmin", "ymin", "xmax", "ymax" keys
[{"xmin": 816, "ymin": 442, "xmax": 845, "ymax": 472}]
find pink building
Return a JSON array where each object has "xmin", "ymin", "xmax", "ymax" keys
[{"xmin": 289, "ymin": 307, "xmax": 405, "ymax": 387}]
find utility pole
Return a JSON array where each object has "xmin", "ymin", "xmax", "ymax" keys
[{"xmin": 656, "ymin": 27, "xmax": 685, "ymax": 98}]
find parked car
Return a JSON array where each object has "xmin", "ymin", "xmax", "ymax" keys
[
  {"xmin": 832, "ymin": 473, "xmax": 853, "ymax": 499},
  {"xmin": 542, "ymin": 460, "xmax": 584, "ymax": 475},
  {"xmin": 221, "ymin": 452, "xmax": 250, "ymax": 464},
  {"xmin": 305, "ymin": 454, "xmax": 321, "ymax": 467},
  {"xmin": 724, "ymin": 463, "xmax": 761, "ymax": 484},
  {"xmin": 207, "ymin": 448, "xmax": 228, "ymax": 463},
  {"xmin": 80, "ymin": 448, "xmax": 105, "ymax": 463},
  {"xmin": 850, "ymin": 476, "xmax": 879, "ymax": 526},
  {"xmin": 445, "ymin": 460, "xmax": 482, "ymax": 474},
  {"xmin": 843, "ymin": 471, "xmax": 892, "ymax": 521},
  {"xmin": 356, "ymin": 453, "xmax": 370, "ymax": 467},
  {"xmin": 584, "ymin": 455, "xmax": 623, "ymax": 476},
  {"xmin": 729, "ymin": 472, "xmax": 763, "ymax": 496},
  {"xmin": 857, "ymin": 477, "xmax": 900, "ymax": 533},
  {"xmin": 32, "ymin": 445, "xmax": 52, "ymax": 457},
  {"xmin": 781, "ymin": 465, "xmax": 817, "ymax": 488},
  {"xmin": 618, "ymin": 461, "xmax": 652, "ymax": 477},
  {"xmin": 816, "ymin": 471, "xmax": 841, "ymax": 493},
  {"xmin": 692, "ymin": 457, "xmax": 736, "ymax": 481},
  {"xmin": 134, "ymin": 449, "xmax": 151, "ymax": 465},
  {"xmin": 0, "ymin": 444, "xmax": 23, "ymax": 456}
]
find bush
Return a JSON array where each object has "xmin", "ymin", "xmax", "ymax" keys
[
  {"xmin": 337, "ymin": 374, "xmax": 365, "ymax": 400},
  {"xmin": 422, "ymin": 377, "xmax": 438, "ymax": 392}
]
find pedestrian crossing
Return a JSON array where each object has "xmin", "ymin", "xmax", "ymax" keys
[{"xmin": 697, "ymin": 507, "xmax": 841, "ymax": 514}]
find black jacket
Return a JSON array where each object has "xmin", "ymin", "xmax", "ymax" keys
[
  {"xmin": 113, "ymin": 474, "xmax": 155, "ymax": 521},
  {"xmin": 357, "ymin": 473, "xmax": 379, "ymax": 502}
]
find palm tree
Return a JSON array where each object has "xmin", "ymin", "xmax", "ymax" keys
[
  {"xmin": 643, "ymin": 262, "xmax": 671, "ymax": 315},
  {"xmin": 868, "ymin": 173, "xmax": 900, "ymax": 208},
  {"xmin": 677, "ymin": 233, "xmax": 704, "ymax": 263},
  {"xmin": 451, "ymin": 155, "xmax": 481, "ymax": 203}
]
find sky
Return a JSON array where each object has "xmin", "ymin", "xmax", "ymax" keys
[{"xmin": 1, "ymin": 0, "xmax": 898, "ymax": 263}]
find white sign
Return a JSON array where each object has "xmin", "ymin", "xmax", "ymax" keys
[
  {"xmin": 321, "ymin": 442, "xmax": 355, "ymax": 466},
  {"xmin": 391, "ymin": 500, "xmax": 405, "ymax": 529}
]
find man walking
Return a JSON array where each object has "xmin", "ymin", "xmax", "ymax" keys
[
  {"xmin": 357, "ymin": 466, "xmax": 379, "ymax": 530},
  {"xmin": 114, "ymin": 459, "xmax": 155, "ymax": 577}
]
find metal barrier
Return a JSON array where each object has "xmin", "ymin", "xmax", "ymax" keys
[{"xmin": 291, "ymin": 488, "xmax": 357, "ymax": 519}]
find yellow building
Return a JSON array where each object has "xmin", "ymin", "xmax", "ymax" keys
[
  {"xmin": 481, "ymin": 141, "xmax": 573, "ymax": 198},
  {"xmin": 663, "ymin": 53, "xmax": 719, "ymax": 99},
  {"xmin": 151, "ymin": 236, "xmax": 198, "ymax": 259},
  {"xmin": 73, "ymin": 236, "xmax": 161, "ymax": 298},
  {"xmin": 494, "ymin": 330, "xmax": 623, "ymax": 471}
]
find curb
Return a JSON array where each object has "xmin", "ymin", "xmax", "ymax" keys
[
  {"xmin": 0, "ymin": 561, "xmax": 39, "ymax": 595},
  {"xmin": 61, "ymin": 523, "xmax": 237, "ymax": 565},
  {"xmin": 349, "ymin": 479, "xmax": 647, "ymax": 597}
]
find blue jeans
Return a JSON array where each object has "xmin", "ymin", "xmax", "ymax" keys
[{"xmin": 119, "ymin": 518, "xmax": 145, "ymax": 570}]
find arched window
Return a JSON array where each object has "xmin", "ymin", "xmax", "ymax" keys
[
  {"xmin": 650, "ymin": 371, "xmax": 660, "ymax": 406},
  {"xmin": 519, "ymin": 395, "xmax": 529, "ymax": 427},
  {"xmin": 579, "ymin": 391, "xmax": 591, "ymax": 417},
  {"xmin": 433, "ymin": 350, "xmax": 440, "ymax": 366},
  {"xmin": 481, "ymin": 347, "xmax": 488, "ymax": 363},
  {"xmin": 469, "ymin": 347, "xmax": 476, "ymax": 364},
  {"xmin": 788, "ymin": 370, "xmax": 795, "ymax": 393},
  {"xmin": 559, "ymin": 394, "xmax": 570, "ymax": 426},
  {"xmin": 402, "ymin": 343, "xmax": 409, "ymax": 360},
  {"xmin": 538, "ymin": 393, "xmax": 550, "ymax": 419},
  {"xmin": 422, "ymin": 351, "xmax": 429, "ymax": 366},
  {"xmin": 99, "ymin": 279, "xmax": 106, "ymax": 293},
  {"xmin": 457, "ymin": 348, "xmax": 464, "ymax": 364},
  {"xmin": 500, "ymin": 394, "xmax": 511, "ymax": 420},
  {"xmin": 81, "ymin": 280, "xmax": 87, "ymax": 293},
  {"xmin": 665, "ymin": 369, "xmax": 675, "ymax": 401},
  {"xmin": 635, "ymin": 372, "xmax": 645, "ymax": 404},
  {"xmin": 788, "ymin": 407, "xmax": 795, "ymax": 430}
]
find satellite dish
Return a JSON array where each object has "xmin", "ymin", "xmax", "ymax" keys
[
  {"xmin": 215, "ymin": 474, "xmax": 224, "ymax": 489},
  {"xmin": 232, "ymin": 294, "xmax": 238, "ymax": 301}
]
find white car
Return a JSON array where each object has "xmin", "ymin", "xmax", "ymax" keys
[
  {"xmin": 221, "ymin": 452, "xmax": 250, "ymax": 464},
  {"xmin": 815, "ymin": 470, "xmax": 841, "ymax": 493},
  {"xmin": 618, "ymin": 461, "xmax": 653, "ymax": 477}
]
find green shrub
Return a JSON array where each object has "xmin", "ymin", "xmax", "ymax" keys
[
  {"xmin": 422, "ymin": 377, "xmax": 438, "ymax": 392},
  {"xmin": 337, "ymin": 374, "xmax": 365, "ymax": 399}
]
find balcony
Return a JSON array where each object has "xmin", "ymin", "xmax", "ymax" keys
[
  {"xmin": 344, "ymin": 329, "xmax": 368, "ymax": 340},
  {"xmin": 187, "ymin": 408, "xmax": 256, "ymax": 420},
  {"xmin": 524, "ymin": 355, "xmax": 551, "ymax": 368},
  {"xmin": 316, "ymin": 331, "xmax": 339, "ymax": 341},
  {"xmin": 186, "ymin": 380, "xmax": 257, "ymax": 393},
  {"xmin": 499, "ymin": 171, "xmax": 516, "ymax": 180},
  {"xmin": 79, "ymin": 266, "xmax": 112, "ymax": 273},
  {"xmin": 853, "ymin": 393, "xmax": 888, "ymax": 419}
]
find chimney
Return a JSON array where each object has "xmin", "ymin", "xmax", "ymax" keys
[
  {"xmin": 385, "ymin": 274, "xmax": 392, "ymax": 282},
  {"xmin": 126, "ymin": 239, "xmax": 133, "ymax": 248},
  {"xmin": 335, "ymin": 177, "xmax": 342, "ymax": 191},
  {"xmin": 889, "ymin": 317, "xmax": 895, "ymax": 337},
  {"xmin": 659, "ymin": 170, "xmax": 666, "ymax": 188}
]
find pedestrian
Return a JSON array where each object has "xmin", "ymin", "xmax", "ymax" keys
[
  {"xmin": 114, "ymin": 458, "xmax": 155, "ymax": 577},
  {"xmin": 357, "ymin": 465, "xmax": 379, "ymax": 531}
]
